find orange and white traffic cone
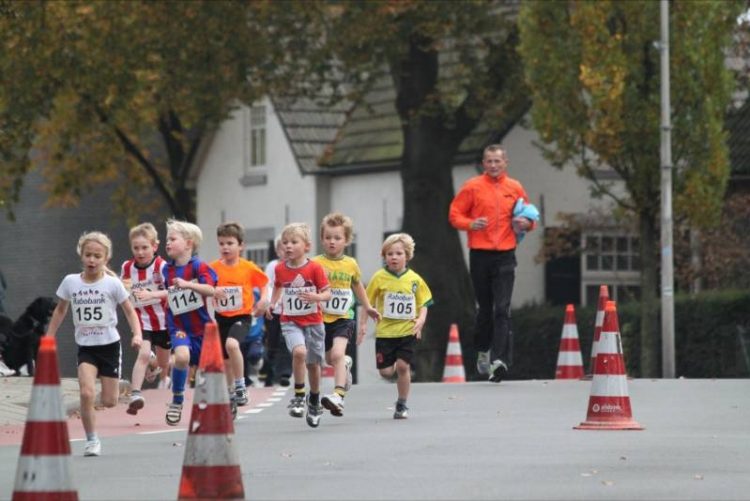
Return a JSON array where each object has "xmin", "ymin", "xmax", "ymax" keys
[
  {"xmin": 178, "ymin": 322, "xmax": 245, "ymax": 499},
  {"xmin": 583, "ymin": 285, "xmax": 609, "ymax": 380},
  {"xmin": 574, "ymin": 301, "xmax": 643, "ymax": 430},
  {"xmin": 13, "ymin": 336, "xmax": 78, "ymax": 501},
  {"xmin": 555, "ymin": 304, "xmax": 584, "ymax": 379},
  {"xmin": 442, "ymin": 324, "xmax": 466, "ymax": 383}
]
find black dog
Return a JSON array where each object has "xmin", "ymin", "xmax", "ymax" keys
[{"xmin": 0, "ymin": 296, "xmax": 56, "ymax": 376}]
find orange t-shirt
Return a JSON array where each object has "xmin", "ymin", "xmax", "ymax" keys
[
  {"xmin": 449, "ymin": 172, "xmax": 533, "ymax": 251},
  {"xmin": 209, "ymin": 258, "xmax": 269, "ymax": 317}
]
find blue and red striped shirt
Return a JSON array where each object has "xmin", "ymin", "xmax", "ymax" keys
[{"xmin": 165, "ymin": 255, "xmax": 217, "ymax": 338}]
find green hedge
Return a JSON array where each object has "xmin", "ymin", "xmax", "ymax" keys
[{"xmin": 510, "ymin": 290, "xmax": 750, "ymax": 379}]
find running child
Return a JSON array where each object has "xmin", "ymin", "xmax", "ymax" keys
[
  {"xmin": 312, "ymin": 212, "xmax": 380, "ymax": 417},
  {"xmin": 121, "ymin": 222, "xmax": 171, "ymax": 415},
  {"xmin": 163, "ymin": 219, "xmax": 217, "ymax": 426},
  {"xmin": 364, "ymin": 233, "xmax": 433, "ymax": 419},
  {"xmin": 45, "ymin": 231, "xmax": 143, "ymax": 456},
  {"xmin": 268, "ymin": 223, "xmax": 331, "ymax": 428},
  {"xmin": 211, "ymin": 222, "xmax": 269, "ymax": 415}
]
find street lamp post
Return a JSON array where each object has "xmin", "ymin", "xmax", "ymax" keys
[{"xmin": 659, "ymin": 0, "xmax": 676, "ymax": 378}]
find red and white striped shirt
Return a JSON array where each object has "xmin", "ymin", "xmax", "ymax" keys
[{"xmin": 120, "ymin": 256, "xmax": 168, "ymax": 331}]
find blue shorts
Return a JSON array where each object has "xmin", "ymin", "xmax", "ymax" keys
[{"xmin": 170, "ymin": 331, "xmax": 203, "ymax": 366}]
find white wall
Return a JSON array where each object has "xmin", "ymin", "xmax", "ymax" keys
[{"xmin": 196, "ymin": 98, "xmax": 318, "ymax": 262}]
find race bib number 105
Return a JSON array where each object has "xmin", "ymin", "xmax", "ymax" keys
[
  {"xmin": 168, "ymin": 287, "xmax": 203, "ymax": 315},
  {"xmin": 383, "ymin": 292, "xmax": 415, "ymax": 320}
]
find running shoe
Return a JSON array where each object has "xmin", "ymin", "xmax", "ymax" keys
[
  {"xmin": 476, "ymin": 350, "xmax": 490, "ymax": 375},
  {"xmin": 305, "ymin": 396, "xmax": 323, "ymax": 428},
  {"xmin": 84, "ymin": 438, "xmax": 102, "ymax": 457},
  {"xmin": 165, "ymin": 402, "xmax": 183, "ymax": 426},
  {"xmin": 321, "ymin": 392, "xmax": 344, "ymax": 417},
  {"xmin": 235, "ymin": 386, "xmax": 249, "ymax": 406},
  {"xmin": 126, "ymin": 394, "xmax": 145, "ymax": 415},
  {"xmin": 393, "ymin": 401, "xmax": 409, "ymax": 420},
  {"xmin": 288, "ymin": 395, "xmax": 305, "ymax": 418},
  {"xmin": 488, "ymin": 359, "xmax": 508, "ymax": 383}
]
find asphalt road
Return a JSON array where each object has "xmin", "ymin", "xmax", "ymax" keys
[{"xmin": 0, "ymin": 378, "xmax": 748, "ymax": 500}]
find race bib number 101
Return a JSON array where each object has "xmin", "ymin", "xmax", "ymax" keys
[
  {"xmin": 168, "ymin": 287, "xmax": 203, "ymax": 315},
  {"xmin": 214, "ymin": 286, "xmax": 243, "ymax": 313}
]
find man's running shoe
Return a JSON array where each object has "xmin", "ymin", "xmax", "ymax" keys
[
  {"xmin": 488, "ymin": 359, "xmax": 508, "ymax": 383},
  {"xmin": 393, "ymin": 401, "xmax": 409, "ymax": 420},
  {"xmin": 321, "ymin": 392, "xmax": 344, "ymax": 417},
  {"xmin": 126, "ymin": 394, "xmax": 145, "ymax": 415},
  {"xmin": 288, "ymin": 395, "xmax": 305, "ymax": 418},
  {"xmin": 476, "ymin": 350, "xmax": 490, "ymax": 376},
  {"xmin": 83, "ymin": 438, "xmax": 101, "ymax": 457},
  {"xmin": 344, "ymin": 355, "xmax": 353, "ymax": 392},
  {"xmin": 235, "ymin": 386, "xmax": 249, "ymax": 406},
  {"xmin": 305, "ymin": 396, "xmax": 323, "ymax": 428},
  {"xmin": 166, "ymin": 402, "xmax": 183, "ymax": 426},
  {"xmin": 230, "ymin": 395, "xmax": 238, "ymax": 420}
]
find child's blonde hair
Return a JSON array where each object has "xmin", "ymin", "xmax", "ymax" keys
[
  {"xmin": 320, "ymin": 212, "xmax": 354, "ymax": 245},
  {"xmin": 281, "ymin": 222, "xmax": 312, "ymax": 246},
  {"xmin": 77, "ymin": 231, "xmax": 117, "ymax": 276},
  {"xmin": 166, "ymin": 219, "xmax": 203, "ymax": 252},
  {"xmin": 217, "ymin": 221, "xmax": 244, "ymax": 244},
  {"xmin": 381, "ymin": 233, "xmax": 415, "ymax": 261},
  {"xmin": 129, "ymin": 222, "xmax": 159, "ymax": 245}
]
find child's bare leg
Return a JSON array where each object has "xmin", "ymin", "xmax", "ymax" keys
[
  {"xmin": 395, "ymin": 359, "xmax": 411, "ymax": 401},
  {"xmin": 328, "ymin": 337, "xmax": 348, "ymax": 389},
  {"xmin": 291, "ymin": 345, "xmax": 307, "ymax": 385},
  {"xmin": 99, "ymin": 376, "xmax": 119, "ymax": 408},
  {"xmin": 225, "ymin": 337, "xmax": 244, "ymax": 388},
  {"xmin": 130, "ymin": 339, "xmax": 153, "ymax": 392},
  {"xmin": 155, "ymin": 347, "xmax": 171, "ymax": 385},
  {"xmin": 307, "ymin": 362, "xmax": 321, "ymax": 394},
  {"xmin": 78, "ymin": 363, "xmax": 99, "ymax": 436}
]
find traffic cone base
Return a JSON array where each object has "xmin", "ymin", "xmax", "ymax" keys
[
  {"xmin": 574, "ymin": 302, "xmax": 643, "ymax": 431},
  {"xmin": 178, "ymin": 322, "xmax": 245, "ymax": 499},
  {"xmin": 13, "ymin": 336, "xmax": 78, "ymax": 501},
  {"xmin": 555, "ymin": 305, "xmax": 584, "ymax": 380},
  {"xmin": 442, "ymin": 324, "xmax": 466, "ymax": 383}
]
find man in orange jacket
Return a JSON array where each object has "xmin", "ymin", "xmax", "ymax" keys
[{"xmin": 449, "ymin": 144, "xmax": 535, "ymax": 382}]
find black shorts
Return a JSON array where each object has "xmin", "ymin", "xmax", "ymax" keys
[
  {"xmin": 324, "ymin": 318, "xmax": 354, "ymax": 352},
  {"xmin": 78, "ymin": 341, "xmax": 122, "ymax": 378},
  {"xmin": 375, "ymin": 335, "xmax": 416, "ymax": 369},
  {"xmin": 143, "ymin": 329, "xmax": 171, "ymax": 351},
  {"xmin": 215, "ymin": 313, "xmax": 252, "ymax": 359}
]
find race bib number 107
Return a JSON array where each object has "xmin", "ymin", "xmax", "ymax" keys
[{"xmin": 322, "ymin": 288, "xmax": 353, "ymax": 316}]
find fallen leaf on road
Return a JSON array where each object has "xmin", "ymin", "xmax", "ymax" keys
[
  {"xmin": 694, "ymin": 474, "xmax": 704, "ymax": 480},
  {"xmin": 601, "ymin": 480, "xmax": 615, "ymax": 486},
  {"xmin": 619, "ymin": 456, "xmax": 627, "ymax": 461}
]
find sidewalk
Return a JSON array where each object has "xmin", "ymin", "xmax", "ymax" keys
[{"xmin": 0, "ymin": 376, "xmax": 81, "ymax": 426}]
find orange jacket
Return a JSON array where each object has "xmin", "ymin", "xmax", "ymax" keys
[{"xmin": 449, "ymin": 173, "xmax": 534, "ymax": 251}]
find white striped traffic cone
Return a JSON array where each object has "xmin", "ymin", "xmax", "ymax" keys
[
  {"xmin": 574, "ymin": 301, "xmax": 643, "ymax": 430},
  {"xmin": 555, "ymin": 304, "xmax": 584, "ymax": 379},
  {"xmin": 178, "ymin": 322, "xmax": 245, "ymax": 499},
  {"xmin": 13, "ymin": 336, "xmax": 77, "ymax": 501},
  {"xmin": 442, "ymin": 324, "xmax": 466, "ymax": 383},
  {"xmin": 583, "ymin": 285, "xmax": 609, "ymax": 380}
]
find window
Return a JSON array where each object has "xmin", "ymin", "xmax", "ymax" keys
[
  {"xmin": 246, "ymin": 241, "xmax": 272, "ymax": 268},
  {"xmin": 245, "ymin": 105, "xmax": 266, "ymax": 169},
  {"xmin": 580, "ymin": 231, "xmax": 640, "ymax": 306}
]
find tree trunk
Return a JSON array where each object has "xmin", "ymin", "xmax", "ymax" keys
[
  {"xmin": 638, "ymin": 211, "xmax": 660, "ymax": 377},
  {"xmin": 399, "ymin": 117, "xmax": 476, "ymax": 382}
]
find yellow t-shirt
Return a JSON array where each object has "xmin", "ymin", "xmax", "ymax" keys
[
  {"xmin": 209, "ymin": 258, "xmax": 269, "ymax": 317},
  {"xmin": 366, "ymin": 267, "xmax": 433, "ymax": 338},
  {"xmin": 311, "ymin": 254, "xmax": 361, "ymax": 323}
]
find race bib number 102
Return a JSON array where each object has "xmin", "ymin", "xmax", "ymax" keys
[{"xmin": 282, "ymin": 286, "xmax": 317, "ymax": 316}]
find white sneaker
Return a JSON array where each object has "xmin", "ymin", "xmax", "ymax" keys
[
  {"xmin": 166, "ymin": 402, "xmax": 183, "ymax": 425},
  {"xmin": 84, "ymin": 438, "xmax": 101, "ymax": 457},
  {"xmin": 321, "ymin": 392, "xmax": 344, "ymax": 417},
  {"xmin": 344, "ymin": 355, "xmax": 353, "ymax": 392},
  {"xmin": 0, "ymin": 360, "xmax": 14, "ymax": 377},
  {"xmin": 126, "ymin": 394, "xmax": 145, "ymax": 415},
  {"xmin": 157, "ymin": 376, "xmax": 172, "ymax": 389},
  {"xmin": 488, "ymin": 359, "xmax": 508, "ymax": 383}
]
